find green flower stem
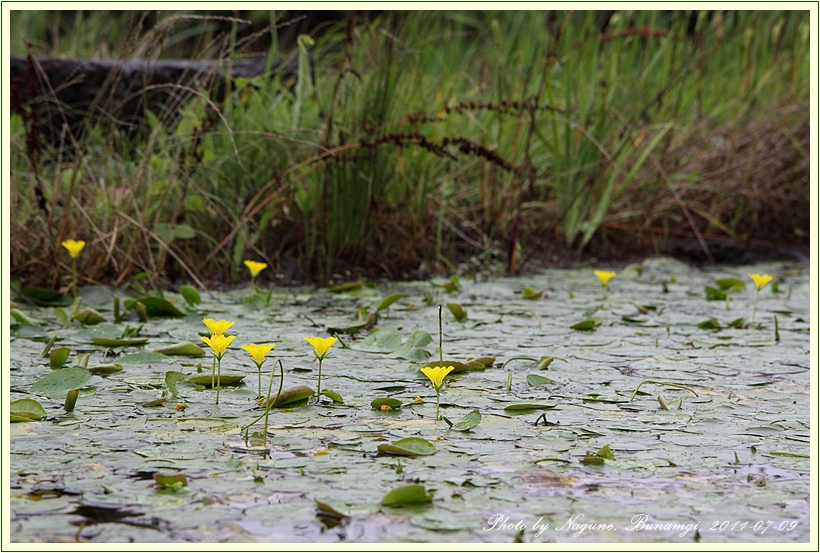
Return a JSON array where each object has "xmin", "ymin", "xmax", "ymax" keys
[
  {"xmin": 752, "ymin": 289, "xmax": 760, "ymax": 324},
  {"xmin": 216, "ymin": 357, "xmax": 222, "ymax": 404},
  {"xmin": 435, "ymin": 388, "xmax": 441, "ymax": 420},
  {"xmin": 263, "ymin": 360, "xmax": 284, "ymax": 449},
  {"xmin": 255, "ymin": 361, "xmax": 263, "ymax": 400},
  {"xmin": 316, "ymin": 358, "xmax": 323, "ymax": 400},
  {"xmin": 438, "ymin": 305, "xmax": 443, "ymax": 364},
  {"xmin": 70, "ymin": 258, "xmax": 78, "ymax": 297},
  {"xmin": 211, "ymin": 356, "xmax": 216, "ymax": 388}
]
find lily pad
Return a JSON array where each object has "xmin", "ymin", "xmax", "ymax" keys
[
  {"xmin": 375, "ymin": 293, "xmax": 403, "ymax": 312},
  {"xmin": 117, "ymin": 352, "xmax": 174, "ymax": 365},
  {"xmin": 371, "ymin": 398, "xmax": 403, "ymax": 410},
  {"xmin": 450, "ymin": 409, "xmax": 481, "ymax": 432},
  {"xmin": 321, "ymin": 389, "xmax": 344, "ymax": 403},
  {"xmin": 73, "ymin": 308, "xmax": 106, "ymax": 325},
  {"xmin": 705, "ymin": 286, "xmax": 728, "ymax": 300},
  {"xmin": 124, "ymin": 297, "xmax": 185, "ymax": 317},
  {"xmin": 381, "ymin": 484, "xmax": 434, "ymax": 506},
  {"xmin": 29, "ymin": 367, "xmax": 93, "ymax": 399},
  {"xmin": 378, "ymin": 437, "xmax": 436, "ymax": 456},
  {"xmin": 9, "ymin": 398, "xmax": 47, "ymax": 421},
  {"xmin": 261, "ymin": 385, "xmax": 315, "ymax": 408},
  {"xmin": 153, "ymin": 341, "xmax": 206, "ymax": 357},
  {"xmin": 179, "ymin": 285, "xmax": 201, "ymax": 307},
  {"xmin": 19, "ymin": 286, "xmax": 73, "ymax": 307},
  {"xmin": 521, "ymin": 286, "xmax": 544, "ymax": 300},
  {"xmin": 188, "ymin": 374, "xmax": 246, "ymax": 388},
  {"xmin": 92, "ymin": 337, "xmax": 150, "ymax": 347},
  {"xmin": 526, "ymin": 374, "xmax": 554, "ymax": 386},
  {"xmin": 715, "ymin": 277, "xmax": 746, "ymax": 292},
  {"xmin": 503, "ymin": 402, "xmax": 558, "ymax": 412},
  {"xmin": 87, "ymin": 363, "xmax": 124, "ymax": 375},
  {"xmin": 446, "ymin": 303, "xmax": 467, "ymax": 322},
  {"xmin": 49, "ymin": 347, "xmax": 71, "ymax": 369},
  {"xmin": 571, "ymin": 318, "xmax": 601, "ymax": 331}
]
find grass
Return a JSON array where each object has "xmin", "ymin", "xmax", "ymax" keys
[{"xmin": 10, "ymin": 10, "xmax": 810, "ymax": 290}]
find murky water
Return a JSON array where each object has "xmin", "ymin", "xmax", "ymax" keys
[{"xmin": 10, "ymin": 258, "xmax": 811, "ymax": 542}]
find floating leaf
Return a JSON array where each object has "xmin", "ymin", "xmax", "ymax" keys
[
  {"xmin": 9, "ymin": 398, "xmax": 46, "ymax": 421},
  {"xmin": 321, "ymin": 389, "xmax": 344, "ymax": 403},
  {"xmin": 49, "ymin": 347, "xmax": 70, "ymax": 369},
  {"xmin": 521, "ymin": 287, "xmax": 543, "ymax": 300},
  {"xmin": 446, "ymin": 303, "xmax": 467, "ymax": 322},
  {"xmin": 30, "ymin": 367, "xmax": 93, "ymax": 399},
  {"xmin": 571, "ymin": 318, "xmax": 601, "ymax": 331},
  {"xmin": 260, "ymin": 385, "xmax": 315, "ymax": 408},
  {"xmin": 10, "ymin": 308, "xmax": 34, "ymax": 325},
  {"xmin": 87, "ymin": 363, "xmax": 123, "ymax": 375},
  {"xmin": 378, "ymin": 437, "xmax": 436, "ymax": 456},
  {"xmin": 715, "ymin": 278, "xmax": 746, "ymax": 292},
  {"xmin": 153, "ymin": 472, "xmax": 187, "ymax": 491},
  {"xmin": 419, "ymin": 360, "xmax": 471, "ymax": 374},
  {"xmin": 92, "ymin": 337, "xmax": 149, "ymax": 347},
  {"xmin": 595, "ymin": 444, "xmax": 615, "ymax": 460},
  {"xmin": 188, "ymin": 374, "xmax": 245, "ymax": 388},
  {"xmin": 64, "ymin": 389, "xmax": 79, "ymax": 411},
  {"xmin": 19, "ymin": 286, "xmax": 72, "ymax": 307},
  {"xmin": 153, "ymin": 342, "xmax": 205, "ymax": 357},
  {"xmin": 124, "ymin": 297, "xmax": 185, "ymax": 317},
  {"xmin": 165, "ymin": 371, "xmax": 188, "ymax": 398},
  {"xmin": 376, "ymin": 293, "xmax": 403, "ymax": 312},
  {"xmin": 329, "ymin": 281, "xmax": 365, "ymax": 293},
  {"xmin": 390, "ymin": 330, "xmax": 432, "ymax": 361},
  {"xmin": 179, "ymin": 285, "xmax": 201, "ymax": 307},
  {"xmin": 465, "ymin": 356, "xmax": 495, "ymax": 370},
  {"xmin": 728, "ymin": 317, "xmax": 747, "ymax": 329},
  {"xmin": 381, "ymin": 484, "xmax": 434, "ymax": 506},
  {"xmin": 581, "ymin": 452, "xmax": 606, "ymax": 465},
  {"xmin": 705, "ymin": 286, "xmax": 728, "ymax": 301},
  {"xmin": 451, "ymin": 410, "xmax": 481, "ymax": 432},
  {"xmin": 327, "ymin": 313, "xmax": 377, "ymax": 334},
  {"xmin": 504, "ymin": 402, "xmax": 558, "ymax": 412},
  {"xmin": 73, "ymin": 308, "xmax": 106, "ymax": 325},
  {"xmin": 354, "ymin": 329, "xmax": 403, "ymax": 353},
  {"xmin": 117, "ymin": 352, "xmax": 174, "ymax": 365},
  {"xmin": 698, "ymin": 318, "xmax": 721, "ymax": 330},
  {"xmin": 526, "ymin": 374, "xmax": 554, "ymax": 387},
  {"xmin": 371, "ymin": 398, "xmax": 402, "ymax": 410}
]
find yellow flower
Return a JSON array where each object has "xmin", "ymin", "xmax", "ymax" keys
[
  {"xmin": 748, "ymin": 273, "xmax": 773, "ymax": 291},
  {"xmin": 241, "ymin": 343, "xmax": 275, "ymax": 365},
  {"xmin": 380, "ymin": 404, "xmax": 392, "ymax": 412},
  {"xmin": 203, "ymin": 318, "xmax": 235, "ymax": 336},
  {"xmin": 201, "ymin": 334, "xmax": 236, "ymax": 359},
  {"xmin": 244, "ymin": 260, "xmax": 268, "ymax": 278},
  {"xmin": 61, "ymin": 239, "xmax": 86, "ymax": 259},
  {"xmin": 594, "ymin": 270, "xmax": 616, "ymax": 287},
  {"xmin": 420, "ymin": 365, "xmax": 456, "ymax": 391},
  {"xmin": 304, "ymin": 336, "xmax": 337, "ymax": 361}
]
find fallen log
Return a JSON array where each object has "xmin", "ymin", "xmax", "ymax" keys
[{"xmin": 10, "ymin": 54, "xmax": 298, "ymax": 147}]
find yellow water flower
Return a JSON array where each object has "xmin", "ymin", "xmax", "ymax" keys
[
  {"xmin": 61, "ymin": 239, "xmax": 86, "ymax": 259},
  {"xmin": 420, "ymin": 365, "xmax": 456, "ymax": 391},
  {"xmin": 304, "ymin": 336, "xmax": 337, "ymax": 361},
  {"xmin": 241, "ymin": 343, "xmax": 275, "ymax": 365},
  {"xmin": 201, "ymin": 334, "xmax": 236, "ymax": 360},
  {"xmin": 748, "ymin": 273, "xmax": 773, "ymax": 291},
  {"xmin": 594, "ymin": 270, "xmax": 616, "ymax": 287},
  {"xmin": 203, "ymin": 318, "xmax": 235, "ymax": 336},
  {"xmin": 244, "ymin": 260, "xmax": 268, "ymax": 278}
]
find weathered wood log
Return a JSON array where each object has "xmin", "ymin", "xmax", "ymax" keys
[{"xmin": 10, "ymin": 54, "xmax": 298, "ymax": 147}]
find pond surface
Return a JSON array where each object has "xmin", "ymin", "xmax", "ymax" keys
[{"xmin": 9, "ymin": 257, "xmax": 811, "ymax": 543}]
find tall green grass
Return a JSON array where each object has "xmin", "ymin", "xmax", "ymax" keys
[{"xmin": 10, "ymin": 10, "xmax": 810, "ymax": 287}]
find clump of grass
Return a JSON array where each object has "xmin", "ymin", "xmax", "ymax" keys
[{"xmin": 10, "ymin": 10, "xmax": 810, "ymax": 288}]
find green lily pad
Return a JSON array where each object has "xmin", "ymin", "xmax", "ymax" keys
[
  {"xmin": 188, "ymin": 374, "xmax": 246, "ymax": 388},
  {"xmin": 571, "ymin": 318, "xmax": 601, "ymax": 331},
  {"xmin": 49, "ymin": 347, "xmax": 71, "ymax": 369},
  {"xmin": 321, "ymin": 389, "xmax": 344, "ymax": 403},
  {"xmin": 87, "ymin": 363, "xmax": 124, "ymax": 375},
  {"xmin": 329, "ymin": 281, "xmax": 366, "ymax": 293},
  {"xmin": 19, "ymin": 286, "xmax": 73, "ymax": 307},
  {"xmin": 521, "ymin": 286, "xmax": 543, "ymax": 300},
  {"xmin": 10, "ymin": 398, "xmax": 47, "ymax": 421},
  {"xmin": 117, "ymin": 352, "xmax": 174, "ymax": 364},
  {"xmin": 715, "ymin": 277, "xmax": 746, "ymax": 292},
  {"xmin": 261, "ymin": 385, "xmax": 315, "ymax": 408},
  {"xmin": 418, "ymin": 360, "xmax": 471, "ymax": 374},
  {"xmin": 124, "ymin": 297, "xmax": 185, "ymax": 317},
  {"xmin": 29, "ymin": 367, "xmax": 93, "ymax": 399},
  {"xmin": 451, "ymin": 409, "xmax": 481, "ymax": 432},
  {"xmin": 378, "ymin": 437, "xmax": 436, "ymax": 456},
  {"xmin": 503, "ymin": 402, "xmax": 558, "ymax": 412},
  {"xmin": 376, "ymin": 293, "xmax": 403, "ymax": 312},
  {"xmin": 381, "ymin": 484, "xmax": 434, "ymax": 506},
  {"xmin": 446, "ymin": 303, "xmax": 467, "ymax": 321},
  {"xmin": 705, "ymin": 286, "xmax": 728, "ymax": 300},
  {"xmin": 526, "ymin": 374, "xmax": 554, "ymax": 387},
  {"xmin": 73, "ymin": 308, "xmax": 106, "ymax": 325},
  {"xmin": 153, "ymin": 341, "xmax": 205, "ymax": 357},
  {"xmin": 371, "ymin": 398, "xmax": 403, "ymax": 410},
  {"xmin": 10, "ymin": 308, "xmax": 34, "ymax": 325},
  {"xmin": 355, "ymin": 329, "xmax": 403, "ymax": 353},
  {"xmin": 92, "ymin": 337, "xmax": 150, "ymax": 347},
  {"xmin": 179, "ymin": 285, "xmax": 201, "ymax": 307},
  {"xmin": 698, "ymin": 318, "xmax": 721, "ymax": 330}
]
